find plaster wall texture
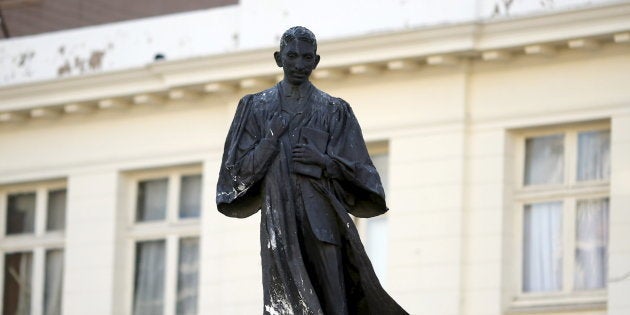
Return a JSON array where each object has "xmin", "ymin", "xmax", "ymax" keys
[
  {"xmin": 1, "ymin": 3, "xmax": 630, "ymax": 315},
  {"xmin": 1, "ymin": 0, "xmax": 627, "ymax": 86},
  {"xmin": 1, "ymin": 49, "xmax": 629, "ymax": 315}
]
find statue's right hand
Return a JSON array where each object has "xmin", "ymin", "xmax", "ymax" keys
[{"xmin": 266, "ymin": 112, "xmax": 288, "ymax": 140}]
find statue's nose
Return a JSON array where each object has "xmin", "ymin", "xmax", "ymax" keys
[{"xmin": 294, "ymin": 59, "xmax": 306, "ymax": 70}]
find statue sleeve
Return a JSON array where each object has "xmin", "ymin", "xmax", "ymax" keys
[
  {"xmin": 216, "ymin": 95, "xmax": 279, "ymax": 218},
  {"xmin": 326, "ymin": 99, "xmax": 388, "ymax": 218}
]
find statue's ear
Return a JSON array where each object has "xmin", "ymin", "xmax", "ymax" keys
[
  {"xmin": 274, "ymin": 51, "xmax": 282, "ymax": 67},
  {"xmin": 314, "ymin": 54, "xmax": 320, "ymax": 69}
]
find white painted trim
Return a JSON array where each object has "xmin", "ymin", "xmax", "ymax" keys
[
  {"xmin": 509, "ymin": 123, "xmax": 611, "ymax": 311},
  {"xmin": 124, "ymin": 166, "xmax": 202, "ymax": 315},
  {"xmin": 1, "ymin": 3, "xmax": 629, "ymax": 113},
  {"xmin": 0, "ymin": 180, "xmax": 66, "ymax": 315}
]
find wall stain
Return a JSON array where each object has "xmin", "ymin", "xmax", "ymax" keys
[
  {"xmin": 55, "ymin": 49, "xmax": 107, "ymax": 77},
  {"xmin": 89, "ymin": 50, "xmax": 105, "ymax": 70},
  {"xmin": 58, "ymin": 61, "xmax": 71, "ymax": 76},
  {"xmin": 17, "ymin": 51, "xmax": 35, "ymax": 67}
]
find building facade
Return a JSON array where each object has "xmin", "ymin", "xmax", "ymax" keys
[{"xmin": 1, "ymin": 1, "xmax": 630, "ymax": 314}]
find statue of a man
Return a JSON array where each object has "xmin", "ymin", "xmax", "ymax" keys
[{"xmin": 217, "ymin": 26, "xmax": 408, "ymax": 315}]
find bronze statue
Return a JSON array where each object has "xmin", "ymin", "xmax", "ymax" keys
[{"xmin": 217, "ymin": 26, "xmax": 408, "ymax": 315}]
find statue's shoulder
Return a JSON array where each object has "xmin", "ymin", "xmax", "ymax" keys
[
  {"xmin": 250, "ymin": 86, "xmax": 279, "ymax": 103},
  {"xmin": 312, "ymin": 88, "xmax": 349, "ymax": 112},
  {"xmin": 237, "ymin": 86, "xmax": 279, "ymax": 113}
]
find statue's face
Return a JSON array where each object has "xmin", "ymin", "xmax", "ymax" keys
[{"xmin": 275, "ymin": 40, "xmax": 320, "ymax": 86}]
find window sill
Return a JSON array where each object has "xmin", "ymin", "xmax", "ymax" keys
[{"xmin": 507, "ymin": 294, "xmax": 606, "ymax": 314}]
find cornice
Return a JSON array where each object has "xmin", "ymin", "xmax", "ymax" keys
[{"xmin": 1, "ymin": 2, "xmax": 629, "ymax": 123}]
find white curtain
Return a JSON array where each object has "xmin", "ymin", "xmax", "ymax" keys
[
  {"xmin": 575, "ymin": 198, "xmax": 609, "ymax": 290},
  {"xmin": 179, "ymin": 175, "xmax": 202, "ymax": 219},
  {"xmin": 46, "ymin": 190, "xmax": 66, "ymax": 231},
  {"xmin": 176, "ymin": 238, "xmax": 200, "ymax": 315},
  {"xmin": 44, "ymin": 250, "xmax": 64, "ymax": 315},
  {"xmin": 133, "ymin": 240, "xmax": 166, "ymax": 315},
  {"xmin": 523, "ymin": 201, "xmax": 563, "ymax": 292},
  {"xmin": 524, "ymin": 134, "xmax": 564, "ymax": 185},
  {"xmin": 577, "ymin": 130, "xmax": 610, "ymax": 181},
  {"xmin": 4, "ymin": 252, "xmax": 33, "ymax": 315},
  {"xmin": 366, "ymin": 216, "xmax": 388, "ymax": 285},
  {"xmin": 137, "ymin": 179, "xmax": 168, "ymax": 221},
  {"xmin": 366, "ymin": 153, "xmax": 389, "ymax": 285}
]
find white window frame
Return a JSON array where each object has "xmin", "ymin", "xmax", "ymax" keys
[
  {"xmin": 510, "ymin": 121, "xmax": 609, "ymax": 312},
  {"xmin": 123, "ymin": 165, "xmax": 202, "ymax": 315},
  {"xmin": 0, "ymin": 180, "xmax": 66, "ymax": 315},
  {"xmin": 354, "ymin": 141, "xmax": 389, "ymax": 285}
]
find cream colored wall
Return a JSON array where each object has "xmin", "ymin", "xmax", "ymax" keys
[
  {"xmin": 608, "ymin": 114, "xmax": 630, "ymax": 315},
  {"xmin": 0, "ymin": 34, "xmax": 629, "ymax": 315}
]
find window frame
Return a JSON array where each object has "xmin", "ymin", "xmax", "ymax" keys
[
  {"xmin": 124, "ymin": 165, "xmax": 202, "ymax": 315},
  {"xmin": 354, "ymin": 141, "xmax": 390, "ymax": 286},
  {"xmin": 0, "ymin": 180, "xmax": 66, "ymax": 315},
  {"xmin": 510, "ymin": 121, "xmax": 610, "ymax": 311}
]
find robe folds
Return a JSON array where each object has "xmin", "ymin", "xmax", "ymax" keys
[{"xmin": 217, "ymin": 83, "xmax": 408, "ymax": 315}]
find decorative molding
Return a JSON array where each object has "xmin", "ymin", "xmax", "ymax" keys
[
  {"xmin": 386, "ymin": 60, "xmax": 419, "ymax": 71},
  {"xmin": 203, "ymin": 82, "xmax": 236, "ymax": 94},
  {"xmin": 524, "ymin": 44, "xmax": 556, "ymax": 57},
  {"xmin": 30, "ymin": 108, "xmax": 60, "ymax": 119},
  {"xmin": 98, "ymin": 99, "xmax": 129, "ymax": 110},
  {"xmin": 133, "ymin": 94, "xmax": 163, "ymax": 106},
  {"xmin": 426, "ymin": 55, "xmax": 459, "ymax": 66},
  {"xmin": 482, "ymin": 50, "xmax": 512, "ymax": 62},
  {"xmin": 64, "ymin": 103, "xmax": 94, "ymax": 115},
  {"xmin": 312, "ymin": 69, "xmax": 346, "ymax": 80},
  {"xmin": 567, "ymin": 38, "xmax": 600, "ymax": 50},
  {"xmin": 348, "ymin": 64, "xmax": 383, "ymax": 76},
  {"xmin": 240, "ymin": 78, "xmax": 274, "ymax": 90},
  {"xmin": 168, "ymin": 89, "xmax": 198, "ymax": 101},
  {"xmin": 614, "ymin": 32, "xmax": 630, "ymax": 43},
  {"xmin": 0, "ymin": 2, "xmax": 629, "ymax": 124},
  {"xmin": 0, "ymin": 112, "xmax": 26, "ymax": 123}
]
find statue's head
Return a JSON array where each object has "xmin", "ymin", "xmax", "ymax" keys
[
  {"xmin": 279, "ymin": 26, "xmax": 317, "ymax": 53},
  {"xmin": 275, "ymin": 26, "xmax": 320, "ymax": 86}
]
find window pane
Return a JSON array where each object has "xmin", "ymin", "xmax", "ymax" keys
[
  {"xmin": 575, "ymin": 198, "xmax": 609, "ymax": 290},
  {"xmin": 524, "ymin": 134, "xmax": 564, "ymax": 186},
  {"xmin": 3, "ymin": 252, "xmax": 33, "ymax": 315},
  {"xmin": 179, "ymin": 175, "xmax": 201, "ymax": 219},
  {"xmin": 523, "ymin": 201, "xmax": 563, "ymax": 292},
  {"xmin": 6, "ymin": 192, "xmax": 36, "ymax": 235},
  {"xmin": 44, "ymin": 250, "xmax": 64, "ymax": 315},
  {"xmin": 47, "ymin": 189, "xmax": 67, "ymax": 231},
  {"xmin": 136, "ymin": 179, "xmax": 168, "ymax": 222},
  {"xmin": 133, "ymin": 240, "xmax": 166, "ymax": 315},
  {"xmin": 577, "ymin": 130, "xmax": 610, "ymax": 182},
  {"xmin": 365, "ymin": 216, "xmax": 388, "ymax": 286},
  {"xmin": 177, "ymin": 238, "xmax": 200, "ymax": 315}
]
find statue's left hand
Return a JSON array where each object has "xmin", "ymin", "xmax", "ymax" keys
[{"xmin": 292, "ymin": 143, "xmax": 328, "ymax": 167}]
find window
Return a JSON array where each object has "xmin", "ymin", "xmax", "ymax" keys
[
  {"xmin": 0, "ymin": 181, "xmax": 66, "ymax": 315},
  {"xmin": 127, "ymin": 166, "xmax": 202, "ymax": 315},
  {"xmin": 513, "ymin": 123, "xmax": 610, "ymax": 309},
  {"xmin": 355, "ymin": 142, "xmax": 389, "ymax": 286}
]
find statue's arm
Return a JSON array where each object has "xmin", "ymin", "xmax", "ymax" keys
[
  {"xmin": 216, "ymin": 96, "xmax": 281, "ymax": 217},
  {"xmin": 325, "ymin": 99, "xmax": 388, "ymax": 217}
]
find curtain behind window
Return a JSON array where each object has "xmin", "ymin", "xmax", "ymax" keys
[
  {"xmin": 44, "ymin": 250, "xmax": 64, "ymax": 315},
  {"xmin": 524, "ymin": 134, "xmax": 564, "ymax": 185},
  {"xmin": 523, "ymin": 201, "xmax": 563, "ymax": 292},
  {"xmin": 133, "ymin": 240, "xmax": 166, "ymax": 315},
  {"xmin": 176, "ymin": 238, "xmax": 199, "ymax": 315},
  {"xmin": 575, "ymin": 198, "xmax": 609, "ymax": 290}
]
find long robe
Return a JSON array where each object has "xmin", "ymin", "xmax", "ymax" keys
[{"xmin": 216, "ymin": 83, "xmax": 408, "ymax": 315}]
